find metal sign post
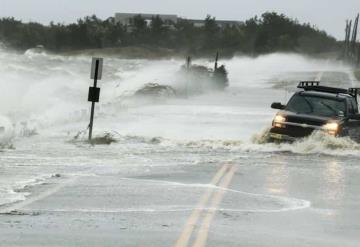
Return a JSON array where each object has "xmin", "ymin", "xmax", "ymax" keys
[
  {"xmin": 214, "ymin": 52, "xmax": 219, "ymax": 70},
  {"xmin": 88, "ymin": 57, "xmax": 103, "ymax": 141},
  {"xmin": 186, "ymin": 56, "xmax": 191, "ymax": 98}
]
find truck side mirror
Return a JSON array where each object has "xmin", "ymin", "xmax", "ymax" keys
[{"xmin": 271, "ymin": 102, "xmax": 286, "ymax": 110}]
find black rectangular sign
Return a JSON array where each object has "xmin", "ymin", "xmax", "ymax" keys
[{"xmin": 88, "ymin": 87, "xmax": 100, "ymax": 102}]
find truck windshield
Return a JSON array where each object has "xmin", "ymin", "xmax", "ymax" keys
[{"xmin": 286, "ymin": 94, "xmax": 346, "ymax": 117}]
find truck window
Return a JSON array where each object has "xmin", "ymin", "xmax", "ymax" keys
[{"xmin": 286, "ymin": 94, "xmax": 346, "ymax": 117}]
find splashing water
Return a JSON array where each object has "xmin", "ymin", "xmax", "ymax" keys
[{"xmin": 0, "ymin": 45, "xmax": 357, "ymax": 153}]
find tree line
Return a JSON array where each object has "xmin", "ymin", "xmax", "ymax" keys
[{"xmin": 0, "ymin": 12, "xmax": 339, "ymax": 56}]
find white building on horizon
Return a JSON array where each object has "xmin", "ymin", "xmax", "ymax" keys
[
  {"xmin": 114, "ymin": 12, "xmax": 243, "ymax": 28},
  {"xmin": 115, "ymin": 13, "xmax": 178, "ymax": 26}
]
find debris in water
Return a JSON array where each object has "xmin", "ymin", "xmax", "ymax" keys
[
  {"xmin": 175, "ymin": 56, "xmax": 229, "ymax": 94},
  {"xmin": 70, "ymin": 130, "xmax": 118, "ymax": 145},
  {"xmin": 89, "ymin": 133, "xmax": 118, "ymax": 145},
  {"xmin": 73, "ymin": 128, "xmax": 88, "ymax": 140},
  {"xmin": 149, "ymin": 137, "xmax": 163, "ymax": 144},
  {"xmin": 135, "ymin": 83, "xmax": 177, "ymax": 98}
]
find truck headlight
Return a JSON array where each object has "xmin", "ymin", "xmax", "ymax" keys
[
  {"xmin": 273, "ymin": 115, "xmax": 286, "ymax": 128},
  {"xmin": 323, "ymin": 122, "xmax": 339, "ymax": 136}
]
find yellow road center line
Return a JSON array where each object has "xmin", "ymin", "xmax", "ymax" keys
[
  {"xmin": 192, "ymin": 165, "xmax": 236, "ymax": 247},
  {"xmin": 174, "ymin": 164, "xmax": 230, "ymax": 247}
]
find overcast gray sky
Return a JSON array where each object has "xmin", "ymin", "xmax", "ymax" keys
[{"xmin": 1, "ymin": 0, "xmax": 360, "ymax": 40}]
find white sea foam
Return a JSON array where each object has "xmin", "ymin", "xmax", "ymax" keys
[
  {"xmin": 0, "ymin": 46, "xmax": 358, "ymax": 215},
  {"xmin": 120, "ymin": 177, "xmax": 311, "ymax": 213},
  {"xmin": 0, "ymin": 115, "xmax": 14, "ymax": 147},
  {"xmin": 0, "ymin": 174, "xmax": 56, "ymax": 207},
  {"xmin": 100, "ymin": 130, "xmax": 360, "ymax": 157}
]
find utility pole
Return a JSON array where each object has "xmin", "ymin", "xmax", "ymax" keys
[
  {"xmin": 345, "ymin": 20, "xmax": 352, "ymax": 60},
  {"xmin": 88, "ymin": 57, "xmax": 103, "ymax": 141},
  {"xmin": 344, "ymin": 20, "xmax": 349, "ymax": 58},
  {"xmin": 351, "ymin": 14, "xmax": 359, "ymax": 59}
]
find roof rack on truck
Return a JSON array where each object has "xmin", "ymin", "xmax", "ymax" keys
[
  {"xmin": 297, "ymin": 81, "xmax": 360, "ymax": 103},
  {"xmin": 297, "ymin": 81, "xmax": 349, "ymax": 95}
]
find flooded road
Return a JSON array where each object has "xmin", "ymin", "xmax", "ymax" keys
[{"xmin": 0, "ymin": 48, "xmax": 360, "ymax": 246}]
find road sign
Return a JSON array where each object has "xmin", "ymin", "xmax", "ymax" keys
[
  {"xmin": 88, "ymin": 57, "xmax": 103, "ymax": 141},
  {"xmin": 90, "ymin": 57, "xmax": 103, "ymax": 80},
  {"xmin": 88, "ymin": 87, "xmax": 100, "ymax": 102}
]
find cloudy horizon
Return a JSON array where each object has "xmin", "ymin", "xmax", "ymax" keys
[{"xmin": 1, "ymin": 0, "xmax": 360, "ymax": 40}]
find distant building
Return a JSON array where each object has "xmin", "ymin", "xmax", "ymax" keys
[
  {"xmin": 115, "ymin": 13, "xmax": 178, "ymax": 26},
  {"xmin": 114, "ymin": 12, "xmax": 243, "ymax": 29}
]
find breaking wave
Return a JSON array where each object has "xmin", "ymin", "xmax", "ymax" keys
[{"xmin": 1, "ymin": 45, "xmax": 359, "ymax": 159}]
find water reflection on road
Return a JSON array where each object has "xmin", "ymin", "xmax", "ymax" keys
[
  {"xmin": 323, "ymin": 160, "xmax": 345, "ymax": 209},
  {"xmin": 266, "ymin": 159, "xmax": 290, "ymax": 196}
]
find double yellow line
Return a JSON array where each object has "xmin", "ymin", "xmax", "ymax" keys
[{"xmin": 175, "ymin": 164, "xmax": 236, "ymax": 247}]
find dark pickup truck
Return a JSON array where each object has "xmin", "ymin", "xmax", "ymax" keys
[{"xmin": 269, "ymin": 81, "xmax": 360, "ymax": 142}]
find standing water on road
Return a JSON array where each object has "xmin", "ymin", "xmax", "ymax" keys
[{"xmin": 1, "ymin": 46, "xmax": 360, "ymax": 246}]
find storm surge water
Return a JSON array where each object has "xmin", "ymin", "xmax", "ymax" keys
[
  {"xmin": 1, "ymin": 46, "xmax": 360, "ymax": 208},
  {"xmin": 0, "ymin": 46, "xmax": 356, "ymax": 149}
]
